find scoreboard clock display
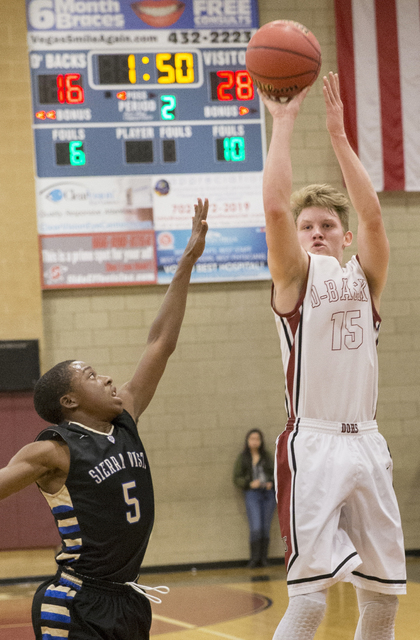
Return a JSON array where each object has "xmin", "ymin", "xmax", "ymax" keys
[{"xmin": 26, "ymin": 0, "xmax": 268, "ymax": 288}]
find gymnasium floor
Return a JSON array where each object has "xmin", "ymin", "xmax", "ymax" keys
[{"xmin": 0, "ymin": 550, "xmax": 419, "ymax": 639}]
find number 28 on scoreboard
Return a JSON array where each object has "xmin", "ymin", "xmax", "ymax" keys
[{"xmin": 210, "ymin": 70, "xmax": 254, "ymax": 101}]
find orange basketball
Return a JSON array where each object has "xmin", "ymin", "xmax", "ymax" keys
[{"xmin": 246, "ymin": 20, "xmax": 322, "ymax": 99}]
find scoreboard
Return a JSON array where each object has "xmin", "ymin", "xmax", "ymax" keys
[
  {"xmin": 26, "ymin": 0, "xmax": 268, "ymax": 287},
  {"xmin": 32, "ymin": 46, "xmax": 262, "ymax": 177}
]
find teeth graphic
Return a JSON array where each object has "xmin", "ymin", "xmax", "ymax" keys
[
  {"xmin": 140, "ymin": 3, "xmax": 180, "ymax": 16},
  {"xmin": 132, "ymin": 1, "xmax": 185, "ymax": 27}
]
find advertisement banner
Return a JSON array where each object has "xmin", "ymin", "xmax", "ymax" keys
[
  {"xmin": 36, "ymin": 176, "xmax": 153, "ymax": 235},
  {"xmin": 41, "ymin": 231, "xmax": 157, "ymax": 287},
  {"xmin": 26, "ymin": 0, "xmax": 259, "ymax": 33}
]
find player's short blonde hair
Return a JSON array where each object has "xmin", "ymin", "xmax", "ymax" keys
[{"xmin": 291, "ymin": 184, "xmax": 350, "ymax": 232}]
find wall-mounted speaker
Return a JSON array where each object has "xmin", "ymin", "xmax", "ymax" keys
[{"xmin": 0, "ymin": 340, "xmax": 40, "ymax": 391}]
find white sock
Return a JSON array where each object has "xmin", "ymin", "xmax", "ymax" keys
[
  {"xmin": 272, "ymin": 590, "xmax": 327, "ymax": 640},
  {"xmin": 354, "ymin": 588, "xmax": 399, "ymax": 640}
]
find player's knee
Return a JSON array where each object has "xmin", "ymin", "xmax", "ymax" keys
[
  {"xmin": 355, "ymin": 589, "xmax": 399, "ymax": 639},
  {"xmin": 356, "ymin": 588, "xmax": 399, "ymax": 611},
  {"xmin": 286, "ymin": 591, "xmax": 327, "ymax": 625},
  {"xmin": 273, "ymin": 591, "xmax": 327, "ymax": 640}
]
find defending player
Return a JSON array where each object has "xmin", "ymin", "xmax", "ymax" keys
[
  {"xmin": 0, "ymin": 198, "xmax": 208, "ymax": 640},
  {"xmin": 260, "ymin": 73, "xmax": 406, "ymax": 640}
]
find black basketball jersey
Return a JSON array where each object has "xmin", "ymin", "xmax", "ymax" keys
[{"xmin": 36, "ymin": 410, "xmax": 154, "ymax": 583}]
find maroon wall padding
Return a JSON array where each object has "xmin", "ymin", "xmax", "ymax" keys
[{"xmin": 0, "ymin": 392, "xmax": 60, "ymax": 549}]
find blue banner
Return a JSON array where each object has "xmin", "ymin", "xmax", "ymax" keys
[
  {"xmin": 26, "ymin": 0, "xmax": 259, "ymax": 32},
  {"xmin": 157, "ymin": 226, "xmax": 269, "ymax": 282}
]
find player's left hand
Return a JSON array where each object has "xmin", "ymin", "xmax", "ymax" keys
[
  {"xmin": 183, "ymin": 198, "xmax": 209, "ymax": 263},
  {"xmin": 323, "ymin": 72, "xmax": 346, "ymax": 137}
]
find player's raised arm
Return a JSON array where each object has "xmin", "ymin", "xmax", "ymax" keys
[
  {"xmin": 118, "ymin": 198, "xmax": 208, "ymax": 422},
  {"xmin": 260, "ymin": 90, "xmax": 309, "ymax": 311},
  {"xmin": 323, "ymin": 72, "xmax": 389, "ymax": 307}
]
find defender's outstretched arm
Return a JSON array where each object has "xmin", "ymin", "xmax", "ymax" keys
[{"xmin": 118, "ymin": 198, "xmax": 209, "ymax": 421}]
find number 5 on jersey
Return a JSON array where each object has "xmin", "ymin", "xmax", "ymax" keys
[{"xmin": 123, "ymin": 481, "xmax": 141, "ymax": 523}]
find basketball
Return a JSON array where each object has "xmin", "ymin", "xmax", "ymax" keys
[{"xmin": 246, "ymin": 20, "xmax": 322, "ymax": 99}]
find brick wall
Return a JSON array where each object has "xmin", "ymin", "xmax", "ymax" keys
[{"xmin": 0, "ymin": 1, "xmax": 43, "ymax": 342}]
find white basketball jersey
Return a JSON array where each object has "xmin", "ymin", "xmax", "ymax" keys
[{"xmin": 272, "ymin": 253, "xmax": 381, "ymax": 424}]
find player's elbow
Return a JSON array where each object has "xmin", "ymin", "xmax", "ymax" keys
[
  {"xmin": 264, "ymin": 196, "xmax": 289, "ymax": 222},
  {"xmin": 162, "ymin": 339, "xmax": 177, "ymax": 358},
  {"xmin": 148, "ymin": 333, "xmax": 178, "ymax": 360},
  {"xmin": 358, "ymin": 200, "xmax": 383, "ymax": 227},
  {"xmin": 359, "ymin": 216, "xmax": 389, "ymax": 253},
  {"xmin": 264, "ymin": 208, "xmax": 292, "ymax": 247}
]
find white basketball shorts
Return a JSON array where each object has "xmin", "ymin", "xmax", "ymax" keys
[{"xmin": 275, "ymin": 418, "xmax": 406, "ymax": 597}]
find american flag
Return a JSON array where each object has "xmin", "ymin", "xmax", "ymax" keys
[{"xmin": 334, "ymin": 0, "xmax": 420, "ymax": 191}]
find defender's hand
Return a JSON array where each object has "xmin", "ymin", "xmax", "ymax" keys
[{"xmin": 184, "ymin": 198, "xmax": 209, "ymax": 263}]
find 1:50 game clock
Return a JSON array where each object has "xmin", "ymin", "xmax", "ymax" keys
[{"xmin": 92, "ymin": 52, "xmax": 200, "ymax": 88}]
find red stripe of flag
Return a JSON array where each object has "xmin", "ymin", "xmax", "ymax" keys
[
  {"xmin": 375, "ymin": 0, "xmax": 405, "ymax": 190},
  {"xmin": 334, "ymin": 0, "xmax": 358, "ymax": 155}
]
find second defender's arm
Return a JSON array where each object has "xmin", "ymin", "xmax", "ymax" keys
[
  {"xmin": 0, "ymin": 439, "xmax": 70, "ymax": 501},
  {"xmin": 324, "ymin": 73, "xmax": 389, "ymax": 306}
]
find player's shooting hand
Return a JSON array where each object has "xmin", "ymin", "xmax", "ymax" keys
[
  {"xmin": 323, "ymin": 72, "xmax": 346, "ymax": 137},
  {"xmin": 258, "ymin": 86, "xmax": 310, "ymax": 120},
  {"xmin": 183, "ymin": 198, "xmax": 209, "ymax": 263}
]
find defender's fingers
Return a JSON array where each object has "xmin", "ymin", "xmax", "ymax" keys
[
  {"xmin": 200, "ymin": 198, "xmax": 209, "ymax": 220},
  {"xmin": 194, "ymin": 199, "xmax": 202, "ymax": 220},
  {"xmin": 195, "ymin": 198, "xmax": 208, "ymax": 216}
]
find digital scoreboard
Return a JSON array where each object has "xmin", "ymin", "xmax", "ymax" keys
[{"xmin": 26, "ymin": 0, "xmax": 268, "ymax": 287}]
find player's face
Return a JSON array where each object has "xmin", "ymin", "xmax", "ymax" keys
[
  {"xmin": 68, "ymin": 361, "xmax": 124, "ymax": 420},
  {"xmin": 296, "ymin": 207, "xmax": 352, "ymax": 262}
]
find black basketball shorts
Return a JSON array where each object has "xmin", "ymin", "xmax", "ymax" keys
[{"xmin": 32, "ymin": 568, "xmax": 152, "ymax": 640}]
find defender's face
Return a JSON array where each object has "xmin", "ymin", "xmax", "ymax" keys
[
  {"xmin": 67, "ymin": 361, "xmax": 123, "ymax": 420},
  {"xmin": 296, "ymin": 207, "xmax": 352, "ymax": 263}
]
